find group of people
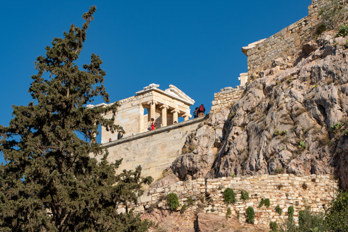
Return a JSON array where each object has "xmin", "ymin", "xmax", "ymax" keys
[{"xmin": 193, "ymin": 104, "xmax": 205, "ymax": 118}]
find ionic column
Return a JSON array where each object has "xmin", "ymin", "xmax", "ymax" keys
[
  {"xmin": 172, "ymin": 109, "xmax": 179, "ymax": 123},
  {"xmin": 160, "ymin": 105, "xmax": 168, "ymax": 127},
  {"xmin": 148, "ymin": 101, "xmax": 157, "ymax": 121},
  {"xmin": 183, "ymin": 114, "xmax": 189, "ymax": 121}
]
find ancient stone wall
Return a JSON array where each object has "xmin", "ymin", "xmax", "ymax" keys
[
  {"xmin": 211, "ymin": 87, "xmax": 244, "ymax": 112},
  {"xmin": 101, "ymin": 117, "xmax": 205, "ymax": 180},
  {"xmin": 243, "ymin": 0, "xmax": 347, "ymax": 79},
  {"xmin": 134, "ymin": 174, "xmax": 338, "ymax": 226}
]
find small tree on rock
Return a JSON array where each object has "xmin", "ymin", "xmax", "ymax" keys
[{"xmin": 0, "ymin": 6, "xmax": 152, "ymax": 232}]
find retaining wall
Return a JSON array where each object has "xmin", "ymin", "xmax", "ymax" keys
[
  {"xmin": 135, "ymin": 174, "xmax": 338, "ymax": 226},
  {"xmin": 102, "ymin": 117, "xmax": 206, "ymax": 180}
]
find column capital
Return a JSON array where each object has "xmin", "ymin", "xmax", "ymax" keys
[
  {"xmin": 171, "ymin": 109, "xmax": 180, "ymax": 113},
  {"xmin": 160, "ymin": 104, "xmax": 169, "ymax": 109},
  {"xmin": 147, "ymin": 100, "xmax": 157, "ymax": 105}
]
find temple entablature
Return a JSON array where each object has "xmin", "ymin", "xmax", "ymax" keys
[{"xmin": 90, "ymin": 84, "xmax": 195, "ymax": 143}]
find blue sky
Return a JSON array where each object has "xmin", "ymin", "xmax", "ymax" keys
[{"xmin": 0, "ymin": 0, "xmax": 311, "ymax": 163}]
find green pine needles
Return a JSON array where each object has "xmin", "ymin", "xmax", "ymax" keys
[{"xmin": 0, "ymin": 6, "xmax": 152, "ymax": 232}]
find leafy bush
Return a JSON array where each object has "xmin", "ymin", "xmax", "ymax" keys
[
  {"xmin": 180, "ymin": 204, "xmax": 187, "ymax": 214},
  {"xmin": 223, "ymin": 188, "xmax": 236, "ymax": 205},
  {"xmin": 246, "ymin": 207, "xmax": 255, "ymax": 224},
  {"xmin": 273, "ymin": 130, "xmax": 287, "ymax": 136},
  {"xmin": 298, "ymin": 209, "xmax": 326, "ymax": 232},
  {"xmin": 167, "ymin": 193, "xmax": 179, "ymax": 211},
  {"xmin": 288, "ymin": 206, "xmax": 294, "ymax": 221},
  {"xmin": 270, "ymin": 221, "xmax": 278, "ymax": 232},
  {"xmin": 316, "ymin": 23, "xmax": 327, "ymax": 35},
  {"xmin": 275, "ymin": 167, "xmax": 284, "ymax": 174},
  {"xmin": 240, "ymin": 190, "xmax": 249, "ymax": 201},
  {"xmin": 226, "ymin": 207, "xmax": 232, "ymax": 219},
  {"xmin": 325, "ymin": 191, "xmax": 348, "ymax": 231},
  {"xmin": 259, "ymin": 198, "xmax": 270, "ymax": 208},
  {"xmin": 298, "ymin": 140, "xmax": 306, "ymax": 150},
  {"xmin": 186, "ymin": 197, "xmax": 195, "ymax": 206},
  {"xmin": 331, "ymin": 122, "xmax": 344, "ymax": 131},
  {"xmin": 275, "ymin": 205, "xmax": 282, "ymax": 215},
  {"xmin": 337, "ymin": 24, "xmax": 348, "ymax": 37}
]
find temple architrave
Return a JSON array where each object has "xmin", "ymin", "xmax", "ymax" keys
[{"xmin": 90, "ymin": 84, "xmax": 195, "ymax": 143}]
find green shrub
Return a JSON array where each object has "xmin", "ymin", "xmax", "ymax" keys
[
  {"xmin": 226, "ymin": 207, "xmax": 232, "ymax": 219},
  {"xmin": 288, "ymin": 206, "xmax": 294, "ymax": 221},
  {"xmin": 298, "ymin": 209, "xmax": 326, "ymax": 231},
  {"xmin": 298, "ymin": 140, "xmax": 306, "ymax": 150},
  {"xmin": 240, "ymin": 190, "xmax": 249, "ymax": 201},
  {"xmin": 167, "ymin": 193, "xmax": 179, "ymax": 211},
  {"xmin": 275, "ymin": 167, "xmax": 284, "ymax": 174},
  {"xmin": 258, "ymin": 198, "xmax": 270, "ymax": 208},
  {"xmin": 246, "ymin": 207, "xmax": 255, "ymax": 224},
  {"xmin": 325, "ymin": 191, "xmax": 348, "ymax": 232},
  {"xmin": 187, "ymin": 197, "xmax": 195, "ymax": 206},
  {"xmin": 337, "ymin": 24, "xmax": 348, "ymax": 37},
  {"xmin": 331, "ymin": 122, "xmax": 344, "ymax": 131},
  {"xmin": 180, "ymin": 204, "xmax": 187, "ymax": 214},
  {"xmin": 270, "ymin": 221, "xmax": 278, "ymax": 232},
  {"xmin": 316, "ymin": 23, "xmax": 327, "ymax": 35},
  {"xmin": 223, "ymin": 188, "xmax": 236, "ymax": 205},
  {"xmin": 275, "ymin": 205, "xmax": 282, "ymax": 215},
  {"xmin": 273, "ymin": 130, "xmax": 287, "ymax": 136}
]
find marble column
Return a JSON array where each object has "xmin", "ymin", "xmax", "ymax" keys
[
  {"xmin": 149, "ymin": 101, "xmax": 157, "ymax": 121},
  {"xmin": 161, "ymin": 105, "xmax": 168, "ymax": 127},
  {"xmin": 172, "ymin": 109, "xmax": 179, "ymax": 123}
]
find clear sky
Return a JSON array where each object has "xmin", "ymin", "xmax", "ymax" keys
[{"xmin": 0, "ymin": 0, "xmax": 311, "ymax": 163}]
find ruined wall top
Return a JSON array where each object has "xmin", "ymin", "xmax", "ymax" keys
[{"xmin": 242, "ymin": 0, "xmax": 348, "ymax": 80}]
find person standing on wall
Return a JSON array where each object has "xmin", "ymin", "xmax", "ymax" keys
[
  {"xmin": 198, "ymin": 104, "xmax": 205, "ymax": 117},
  {"xmin": 117, "ymin": 130, "xmax": 124, "ymax": 139}
]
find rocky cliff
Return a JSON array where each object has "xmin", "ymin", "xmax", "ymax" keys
[{"xmin": 171, "ymin": 31, "xmax": 348, "ymax": 190}]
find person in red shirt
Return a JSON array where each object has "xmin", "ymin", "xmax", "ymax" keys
[{"xmin": 150, "ymin": 118, "xmax": 155, "ymax": 130}]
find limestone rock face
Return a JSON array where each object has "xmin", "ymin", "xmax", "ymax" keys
[
  {"xmin": 172, "ymin": 32, "xmax": 348, "ymax": 189},
  {"xmin": 171, "ymin": 108, "xmax": 230, "ymax": 180}
]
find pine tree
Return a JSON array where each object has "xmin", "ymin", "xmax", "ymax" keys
[{"xmin": 0, "ymin": 6, "xmax": 152, "ymax": 231}]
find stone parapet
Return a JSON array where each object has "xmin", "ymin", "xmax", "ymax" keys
[
  {"xmin": 132, "ymin": 174, "xmax": 338, "ymax": 226},
  {"xmin": 103, "ymin": 116, "xmax": 206, "ymax": 147}
]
